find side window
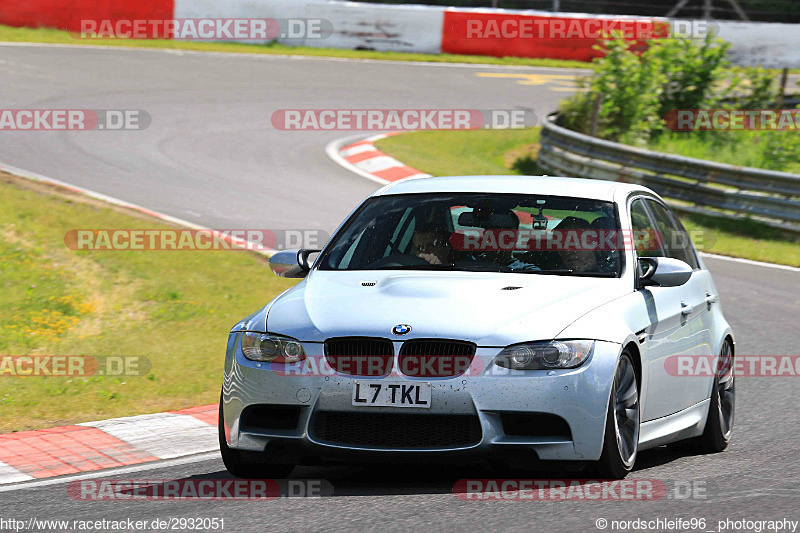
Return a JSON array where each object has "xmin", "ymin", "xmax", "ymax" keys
[
  {"xmin": 338, "ymin": 231, "xmax": 363, "ymax": 269},
  {"xmin": 646, "ymin": 201, "xmax": 699, "ymax": 269},
  {"xmin": 630, "ymin": 199, "xmax": 663, "ymax": 258},
  {"xmin": 671, "ymin": 216, "xmax": 701, "ymax": 269}
]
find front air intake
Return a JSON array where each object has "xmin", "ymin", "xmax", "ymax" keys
[{"xmin": 313, "ymin": 411, "xmax": 481, "ymax": 449}]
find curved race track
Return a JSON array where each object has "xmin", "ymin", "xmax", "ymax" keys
[{"xmin": 1, "ymin": 43, "xmax": 799, "ymax": 531}]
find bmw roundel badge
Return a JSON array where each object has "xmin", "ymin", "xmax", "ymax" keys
[{"xmin": 392, "ymin": 324, "xmax": 412, "ymax": 335}]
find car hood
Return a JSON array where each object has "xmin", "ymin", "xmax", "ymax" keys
[{"xmin": 264, "ymin": 270, "xmax": 628, "ymax": 346}]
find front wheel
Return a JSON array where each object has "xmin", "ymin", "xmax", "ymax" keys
[
  {"xmin": 218, "ymin": 393, "xmax": 295, "ymax": 479},
  {"xmin": 592, "ymin": 351, "xmax": 640, "ymax": 479}
]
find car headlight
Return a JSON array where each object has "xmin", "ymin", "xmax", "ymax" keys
[
  {"xmin": 495, "ymin": 340, "xmax": 594, "ymax": 370},
  {"xmin": 240, "ymin": 332, "xmax": 306, "ymax": 363}
]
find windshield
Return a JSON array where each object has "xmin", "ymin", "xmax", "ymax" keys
[{"xmin": 318, "ymin": 193, "xmax": 622, "ymax": 277}]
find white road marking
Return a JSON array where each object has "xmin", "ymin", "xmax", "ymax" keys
[
  {"xmin": 325, "ymin": 136, "xmax": 390, "ymax": 186},
  {"xmin": 79, "ymin": 413, "xmax": 217, "ymax": 460},
  {"xmin": 0, "ymin": 461, "xmax": 34, "ymax": 484},
  {"xmin": 700, "ymin": 252, "xmax": 800, "ymax": 272},
  {"xmin": 340, "ymin": 144, "xmax": 378, "ymax": 157},
  {"xmin": 0, "ymin": 160, "xmax": 273, "ymax": 256},
  {"xmin": 355, "ymin": 155, "xmax": 405, "ymax": 173}
]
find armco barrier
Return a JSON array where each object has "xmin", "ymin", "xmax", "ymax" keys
[{"xmin": 538, "ymin": 113, "xmax": 800, "ymax": 234}]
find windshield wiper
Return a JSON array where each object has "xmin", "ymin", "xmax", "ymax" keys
[
  {"xmin": 454, "ymin": 264, "xmax": 514, "ymax": 273},
  {"xmin": 373, "ymin": 264, "xmax": 513, "ymax": 272},
  {"xmin": 371, "ymin": 265, "xmax": 616, "ymax": 276},
  {"xmin": 516, "ymin": 269, "xmax": 617, "ymax": 277},
  {"xmin": 373, "ymin": 264, "xmax": 455, "ymax": 270}
]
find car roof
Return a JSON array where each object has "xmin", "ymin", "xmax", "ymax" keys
[{"xmin": 373, "ymin": 175, "xmax": 654, "ymax": 203}]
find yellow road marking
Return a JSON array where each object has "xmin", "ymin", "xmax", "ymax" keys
[{"xmin": 476, "ymin": 72, "xmax": 578, "ymax": 89}]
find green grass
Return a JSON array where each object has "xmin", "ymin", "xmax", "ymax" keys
[
  {"xmin": 681, "ymin": 213, "xmax": 800, "ymax": 266},
  {"xmin": 376, "ymin": 129, "xmax": 800, "ymax": 267},
  {"xmin": 376, "ymin": 128, "xmax": 545, "ymax": 177},
  {"xmin": 646, "ymin": 130, "xmax": 800, "ymax": 175},
  {"xmin": 0, "ymin": 174, "xmax": 297, "ymax": 432},
  {"xmin": 0, "ymin": 24, "xmax": 590, "ymax": 70}
]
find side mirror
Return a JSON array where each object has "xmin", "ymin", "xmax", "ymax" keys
[
  {"xmin": 638, "ymin": 257, "xmax": 693, "ymax": 288},
  {"xmin": 269, "ymin": 249, "xmax": 321, "ymax": 278}
]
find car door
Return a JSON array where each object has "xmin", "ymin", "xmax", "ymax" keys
[
  {"xmin": 662, "ymin": 208, "xmax": 719, "ymax": 408},
  {"xmin": 631, "ymin": 198, "xmax": 712, "ymax": 421}
]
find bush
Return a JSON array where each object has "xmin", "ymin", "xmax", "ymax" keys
[
  {"xmin": 590, "ymin": 38, "xmax": 665, "ymax": 144},
  {"xmin": 649, "ymin": 35, "xmax": 730, "ymax": 117},
  {"xmin": 559, "ymin": 34, "xmax": 777, "ymax": 147},
  {"xmin": 761, "ymin": 128, "xmax": 800, "ymax": 171}
]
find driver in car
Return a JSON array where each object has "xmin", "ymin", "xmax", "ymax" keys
[{"xmin": 411, "ymin": 223, "xmax": 452, "ymax": 265}]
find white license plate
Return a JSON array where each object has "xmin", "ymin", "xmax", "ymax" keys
[{"xmin": 352, "ymin": 381, "xmax": 431, "ymax": 408}]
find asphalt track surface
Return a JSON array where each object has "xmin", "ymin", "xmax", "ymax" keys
[{"xmin": 1, "ymin": 44, "xmax": 799, "ymax": 532}]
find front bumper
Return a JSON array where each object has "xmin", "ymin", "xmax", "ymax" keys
[{"xmin": 221, "ymin": 334, "xmax": 620, "ymax": 462}]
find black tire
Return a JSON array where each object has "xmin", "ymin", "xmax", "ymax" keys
[
  {"xmin": 592, "ymin": 351, "xmax": 640, "ymax": 479},
  {"xmin": 695, "ymin": 339, "xmax": 735, "ymax": 453},
  {"xmin": 218, "ymin": 393, "xmax": 295, "ymax": 479}
]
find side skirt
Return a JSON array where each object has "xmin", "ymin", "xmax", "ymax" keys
[{"xmin": 638, "ymin": 399, "xmax": 710, "ymax": 451}]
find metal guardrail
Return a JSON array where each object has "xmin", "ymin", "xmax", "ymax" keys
[{"xmin": 537, "ymin": 113, "xmax": 800, "ymax": 234}]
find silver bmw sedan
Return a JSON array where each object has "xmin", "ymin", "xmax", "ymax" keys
[{"xmin": 219, "ymin": 176, "xmax": 735, "ymax": 479}]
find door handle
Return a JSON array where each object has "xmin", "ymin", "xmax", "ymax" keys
[
  {"xmin": 705, "ymin": 292, "xmax": 719, "ymax": 305},
  {"xmin": 680, "ymin": 302, "xmax": 692, "ymax": 316}
]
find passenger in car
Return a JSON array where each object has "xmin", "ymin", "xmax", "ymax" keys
[{"xmin": 553, "ymin": 216, "xmax": 599, "ymax": 272}]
